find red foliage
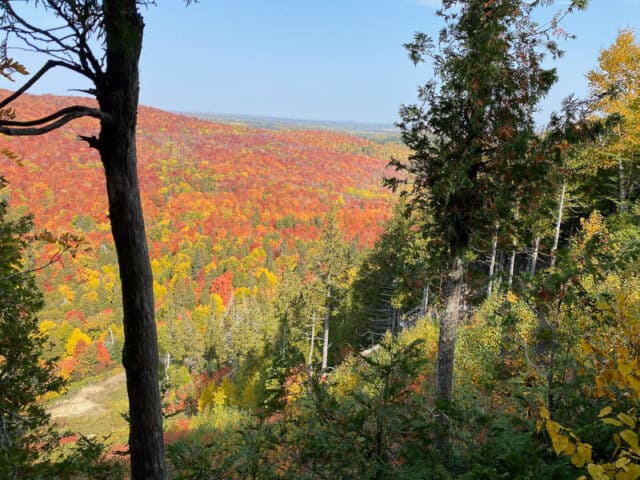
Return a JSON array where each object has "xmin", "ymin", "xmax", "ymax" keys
[
  {"xmin": 65, "ymin": 310, "xmax": 86, "ymax": 325},
  {"xmin": 209, "ymin": 271, "xmax": 234, "ymax": 305},
  {"xmin": 96, "ymin": 340, "xmax": 112, "ymax": 365},
  {"xmin": 74, "ymin": 338, "xmax": 89, "ymax": 357}
]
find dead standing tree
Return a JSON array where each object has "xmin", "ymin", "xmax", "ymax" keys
[{"xmin": 0, "ymin": 2, "xmax": 192, "ymax": 478}]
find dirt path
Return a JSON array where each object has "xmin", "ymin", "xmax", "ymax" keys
[{"xmin": 48, "ymin": 372, "xmax": 126, "ymax": 420}]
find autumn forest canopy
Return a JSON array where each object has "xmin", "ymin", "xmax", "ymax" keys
[{"xmin": 0, "ymin": 0, "xmax": 640, "ymax": 479}]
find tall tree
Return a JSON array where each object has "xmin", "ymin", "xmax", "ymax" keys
[
  {"xmin": 0, "ymin": 2, "xmax": 192, "ymax": 478},
  {"xmin": 387, "ymin": 0, "xmax": 586, "ymax": 408},
  {"xmin": 587, "ymin": 29, "xmax": 640, "ymax": 213},
  {"xmin": 308, "ymin": 211, "xmax": 354, "ymax": 372}
]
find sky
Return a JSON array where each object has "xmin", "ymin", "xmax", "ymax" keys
[{"xmin": 1, "ymin": 0, "xmax": 639, "ymax": 126}]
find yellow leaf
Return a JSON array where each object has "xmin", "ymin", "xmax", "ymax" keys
[
  {"xmin": 628, "ymin": 376, "xmax": 640, "ymax": 395},
  {"xmin": 540, "ymin": 404, "xmax": 550, "ymax": 420},
  {"xmin": 614, "ymin": 456, "xmax": 630, "ymax": 468},
  {"xmin": 563, "ymin": 442, "xmax": 576, "ymax": 456},
  {"xmin": 619, "ymin": 362, "xmax": 634, "ymax": 379},
  {"xmin": 614, "ymin": 464, "xmax": 640, "ymax": 480},
  {"xmin": 599, "ymin": 406, "xmax": 613, "ymax": 418},
  {"xmin": 571, "ymin": 443, "xmax": 592, "ymax": 468},
  {"xmin": 553, "ymin": 434, "xmax": 570, "ymax": 455},
  {"xmin": 603, "ymin": 418, "xmax": 624, "ymax": 427},
  {"xmin": 587, "ymin": 463, "xmax": 607, "ymax": 480},
  {"xmin": 617, "ymin": 413, "xmax": 637, "ymax": 429},
  {"xmin": 620, "ymin": 430, "xmax": 639, "ymax": 453}
]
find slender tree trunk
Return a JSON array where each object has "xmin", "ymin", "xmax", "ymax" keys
[
  {"xmin": 98, "ymin": 2, "xmax": 166, "ymax": 478},
  {"xmin": 619, "ymin": 154, "xmax": 626, "ymax": 213},
  {"xmin": 308, "ymin": 316, "xmax": 316, "ymax": 368},
  {"xmin": 321, "ymin": 309, "xmax": 330, "ymax": 372},
  {"xmin": 421, "ymin": 285, "xmax": 429, "ymax": 316},
  {"xmin": 487, "ymin": 225, "xmax": 498, "ymax": 296},
  {"xmin": 528, "ymin": 237, "xmax": 540, "ymax": 277},
  {"xmin": 508, "ymin": 249, "xmax": 516, "ymax": 289},
  {"xmin": 164, "ymin": 353, "xmax": 171, "ymax": 382},
  {"xmin": 550, "ymin": 181, "xmax": 566, "ymax": 270},
  {"xmin": 435, "ymin": 254, "xmax": 464, "ymax": 403}
]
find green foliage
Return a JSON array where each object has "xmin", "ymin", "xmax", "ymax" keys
[{"xmin": 388, "ymin": 0, "xmax": 576, "ymax": 255}]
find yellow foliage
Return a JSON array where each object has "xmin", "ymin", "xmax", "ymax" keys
[
  {"xmin": 38, "ymin": 320, "xmax": 57, "ymax": 336},
  {"xmin": 81, "ymin": 291, "xmax": 99, "ymax": 303},
  {"xmin": 153, "ymin": 280, "xmax": 167, "ymax": 303},
  {"xmin": 234, "ymin": 286, "xmax": 253, "ymax": 301},
  {"xmin": 57, "ymin": 284, "xmax": 75, "ymax": 304},
  {"xmin": 255, "ymin": 267, "xmax": 278, "ymax": 287},
  {"xmin": 544, "ymin": 268, "xmax": 640, "ymax": 478},
  {"xmin": 65, "ymin": 328, "xmax": 92, "ymax": 357},
  {"xmin": 86, "ymin": 271, "xmax": 100, "ymax": 290},
  {"xmin": 198, "ymin": 382, "xmax": 227, "ymax": 412},
  {"xmin": 211, "ymin": 293, "xmax": 225, "ymax": 318}
]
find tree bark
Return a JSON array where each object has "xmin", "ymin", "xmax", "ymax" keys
[
  {"xmin": 97, "ymin": 2, "xmax": 166, "ymax": 478},
  {"xmin": 435, "ymin": 254, "xmax": 464, "ymax": 403},
  {"xmin": 487, "ymin": 225, "xmax": 498, "ymax": 296},
  {"xmin": 550, "ymin": 181, "xmax": 566, "ymax": 270},
  {"xmin": 308, "ymin": 315, "xmax": 316, "ymax": 369},
  {"xmin": 508, "ymin": 249, "xmax": 516, "ymax": 289},
  {"xmin": 528, "ymin": 237, "xmax": 540, "ymax": 277},
  {"xmin": 619, "ymin": 154, "xmax": 626, "ymax": 214},
  {"xmin": 421, "ymin": 285, "xmax": 429, "ymax": 316},
  {"xmin": 321, "ymin": 309, "xmax": 330, "ymax": 372}
]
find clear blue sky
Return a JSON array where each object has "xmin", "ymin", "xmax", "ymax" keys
[{"xmin": 2, "ymin": 0, "xmax": 639, "ymax": 125}]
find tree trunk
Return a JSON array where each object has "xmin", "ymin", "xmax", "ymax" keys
[
  {"xmin": 421, "ymin": 285, "xmax": 429, "ymax": 316},
  {"xmin": 528, "ymin": 237, "xmax": 540, "ymax": 277},
  {"xmin": 308, "ymin": 316, "xmax": 316, "ymax": 368},
  {"xmin": 164, "ymin": 353, "xmax": 171, "ymax": 382},
  {"xmin": 98, "ymin": 2, "xmax": 166, "ymax": 479},
  {"xmin": 435, "ymin": 254, "xmax": 464, "ymax": 403},
  {"xmin": 321, "ymin": 309, "xmax": 330, "ymax": 372},
  {"xmin": 487, "ymin": 225, "xmax": 498, "ymax": 296},
  {"xmin": 508, "ymin": 249, "xmax": 516, "ymax": 289},
  {"xmin": 619, "ymin": 154, "xmax": 626, "ymax": 213},
  {"xmin": 550, "ymin": 181, "xmax": 566, "ymax": 270}
]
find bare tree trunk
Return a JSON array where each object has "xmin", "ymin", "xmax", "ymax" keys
[
  {"xmin": 619, "ymin": 155, "xmax": 626, "ymax": 213},
  {"xmin": 528, "ymin": 237, "xmax": 540, "ymax": 277},
  {"xmin": 421, "ymin": 285, "xmax": 429, "ymax": 316},
  {"xmin": 435, "ymin": 255, "xmax": 464, "ymax": 403},
  {"xmin": 308, "ymin": 316, "xmax": 316, "ymax": 368},
  {"xmin": 164, "ymin": 353, "xmax": 171, "ymax": 382},
  {"xmin": 508, "ymin": 249, "xmax": 516, "ymax": 289},
  {"xmin": 97, "ymin": 2, "xmax": 166, "ymax": 478},
  {"xmin": 321, "ymin": 309, "xmax": 330, "ymax": 372},
  {"xmin": 550, "ymin": 181, "xmax": 566, "ymax": 270},
  {"xmin": 487, "ymin": 225, "xmax": 498, "ymax": 296}
]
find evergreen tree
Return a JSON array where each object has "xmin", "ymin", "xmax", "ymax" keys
[{"xmin": 387, "ymin": 0, "xmax": 587, "ymax": 410}]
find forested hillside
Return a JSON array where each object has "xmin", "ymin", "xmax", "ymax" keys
[
  {"xmin": 0, "ymin": 88, "xmax": 400, "ymax": 406},
  {"xmin": 0, "ymin": 1, "xmax": 639, "ymax": 479}
]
